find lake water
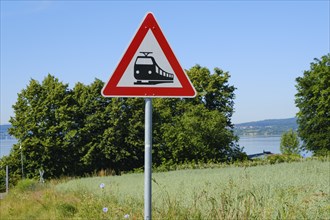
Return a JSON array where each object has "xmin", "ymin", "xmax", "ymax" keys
[
  {"xmin": 0, "ymin": 136, "xmax": 310, "ymax": 158},
  {"xmin": 238, "ymin": 136, "xmax": 281, "ymax": 155},
  {"xmin": 0, "ymin": 139, "xmax": 17, "ymax": 158},
  {"xmin": 239, "ymin": 136, "xmax": 311, "ymax": 157}
]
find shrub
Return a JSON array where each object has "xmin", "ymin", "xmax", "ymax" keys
[
  {"xmin": 280, "ymin": 129, "xmax": 301, "ymax": 154},
  {"xmin": 266, "ymin": 154, "xmax": 302, "ymax": 164},
  {"xmin": 56, "ymin": 202, "xmax": 77, "ymax": 218},
  {"xmin": 15, "ymin": 179, "xmax": 38, "ymax": 192}
]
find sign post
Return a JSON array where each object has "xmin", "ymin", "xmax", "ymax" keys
[
  {"xmin": 144, "ymin": 98, "xmax": 152, "ymax": 219},
  {"xmin": 6, "ymin": 165, "xmax": 9, "ymax": 193},
  {"xmin": 101, "ymin": 13, "xmax": 196, "ymax": 220},
  {"xmin": 20, "ymin": 144, "xmax": 24, "ymax": 179}
]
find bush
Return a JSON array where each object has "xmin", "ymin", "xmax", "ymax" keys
[
  {"xmin": 0, "ymin": 168, "xmax": 6, "ymax": 192},
  {"xmin": 15, "ymin": 179, "xmax": 38, "ymax": 192},
  {"xmin": 267, "ymin": 154, "xmax": 302, "ymax": 164},
  {"xmin": 280, "ymin": 129, "xmax": 300, "ymax": 154},
  {"xmin": 56, "ymin": 202, "xmax": 77, "ymax": 218},
  {"xmin": 313, "ymin": 148, "xmax": 330, "ymax": 157}
]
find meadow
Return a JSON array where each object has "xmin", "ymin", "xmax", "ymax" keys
[{"xmin": 1, "ymin": 160, "xmax": 329, "ymax": 219}]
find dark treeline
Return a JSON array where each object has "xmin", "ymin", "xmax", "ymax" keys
[{"xmin": 1, "ymin": 65, "xmax": 245, "ymax": 180}]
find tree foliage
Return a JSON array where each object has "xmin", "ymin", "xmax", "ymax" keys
[
  {"xmin": 186, "ymin": 65, "xmax": 236, "ymax": 127},
  {"xmin": 295, "ymin": 54, "xmax": 330, "ymax": 155},
  {"xmin": 8, "ymin": 75, "xmax": 78, "ymax": 178},
  {"xmin": 280, "ymin": 129, "xmax": 300, "ymax": 155},
  {"xmin": 4, "ymin": 65, "xmax": 242, "ymax": 179}
]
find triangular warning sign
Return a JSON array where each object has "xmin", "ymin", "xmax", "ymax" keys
[{"xmin": 101, "ymin": 13, "xmax": 196, "ymax": 98}]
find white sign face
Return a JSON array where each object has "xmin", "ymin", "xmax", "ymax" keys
[{"xmin": 117, "ymin": 30, "xmax": 182, "ymax": 88}]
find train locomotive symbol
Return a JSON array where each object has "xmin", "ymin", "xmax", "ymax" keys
[{"xmin": 134, "ymin": 52, "xmax": 174, "ymax": 85}]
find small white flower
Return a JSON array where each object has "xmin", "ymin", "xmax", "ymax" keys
[
  {"xmin": 103, "ymin": 207, "xmax": 108, "ymax": 213},
  {"xmin": 100, "ymin": 183, "xmax": 105, "ymax": 189},
  {"xmin": 124, "ymin": 214, "xmax": 130, "ymax": 219}
]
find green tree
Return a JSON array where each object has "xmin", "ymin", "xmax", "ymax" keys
[
  {"xmin": 9, "ymin": 74, "xmax": 79, "ymax": 178},
  {"xmin": 186, "ymin": 65, "xmax": 236, "ymax": 128},
  {"xmin": 295, "ymin": 54, "xmax": 330, "ymax": 155},
  {"xmin": 71, "ymin": 79, "xmax": 112, "ymax": 174},
  {"xmin": 152, "ymin": 65, "xmax": 243, "ymax": 165},
  {"xmin": 72, "ymin": 80, "xmax": 144, "ymax": 174},
  {"xmin": 97, "ymin": 97, "xmax": 144, "ymax": 174},
  {"xmin": 280, "ymin": 129, "xmax": 300, "ymax": 155},
  {"xmin": 160, "ymin": 104, "xmax": 240, "ymax": 164},
  {"xmin": 4, "ymin": 64, "xmax": 243, "ymax": 179}
]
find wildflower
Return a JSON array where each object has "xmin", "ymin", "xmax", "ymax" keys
[
  {"xmin": 124, "ymin": 214, "xmax": 130, "ymax": 219},
  {"xmin": 103, "ymin": 207, "xmax": 108, "ymax": 213},
  {"xmin": 100, "ymin": 183, "xmax": 105, "ymax": 189}
]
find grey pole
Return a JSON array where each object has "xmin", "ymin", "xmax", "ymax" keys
[
  {"xmin": 20, "ymin": 144, "xmax": 24, "ymax": 179},
  {"xmin": 144, "ymin": 98, "xmax": 152, "ymax": 220},
  {"xmin": 6, "ymin": 165, "xmax": 9, "ymax": 193}
]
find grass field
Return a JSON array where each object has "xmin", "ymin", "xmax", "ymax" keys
[{"xmin": 1, "ymin": 160, "xmax": 329, "ymax": 219}]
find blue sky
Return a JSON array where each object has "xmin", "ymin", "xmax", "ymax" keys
[{"xmin": 1, "ymin": 1, "xmax": 329, "ymax": 124}]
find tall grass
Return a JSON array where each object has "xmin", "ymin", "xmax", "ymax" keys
[{"xmin": 1, "ymin": 160, "xmax": 329, "ymax": 219}]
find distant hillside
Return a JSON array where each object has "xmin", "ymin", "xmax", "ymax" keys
[
  {"xmin": 0, "ymin": 124, "xmax": 15, "ymax": 139},
  {"xmin": 234, "ymin": 118, "xmax": 297, "ymax": 136},
  {"xmin": 2, "ymin": 118, "xmax": 298, "ymax": 139}
]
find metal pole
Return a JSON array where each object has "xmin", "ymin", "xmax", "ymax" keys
[
  {"xmin": 6, "ymin": 165, "xmax": 9, "ymax": 193},
  {"xmin": 20, "ymin": 144, "xmax": 24, "ymax": 179},
  {"xmin": 144, "ymin": 98, "xmax": 152, "ymax": 220}
]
